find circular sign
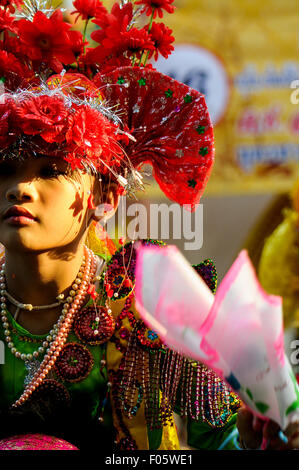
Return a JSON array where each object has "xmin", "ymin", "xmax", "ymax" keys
[{"xmin": 155, "ymin": 44, "xmax": 230, "ymax": 125}]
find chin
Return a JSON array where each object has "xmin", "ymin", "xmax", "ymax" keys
[{"xmin": 0, "ymin": 232, "xmax": 43, "ymax": 254}]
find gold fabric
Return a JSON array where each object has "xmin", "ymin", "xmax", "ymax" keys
[{"xmin": 259, "ymin": 208, "xmax": 299, "ymax": 328}]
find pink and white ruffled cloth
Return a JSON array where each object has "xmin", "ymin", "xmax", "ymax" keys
[{"xmin": 135, "ymin": 244, "xmax": 299, "ymax": 430}]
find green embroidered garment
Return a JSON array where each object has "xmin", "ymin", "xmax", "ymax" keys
[{"xmin": 0, "ymin": 242, "xmax": 241, "ymax": 450}]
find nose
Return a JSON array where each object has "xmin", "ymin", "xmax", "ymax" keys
[{"xmin": 6, "ymin": 182, "xmax": 37, "ymax": 203}]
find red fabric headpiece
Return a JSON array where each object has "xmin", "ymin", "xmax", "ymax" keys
[
  {"xmin": 0, "ymin": 0, "xmax": 214, "ymax": 208},
  {"xmin": 96, "ymin": 67, "xmax": 214, "ymax": 208}
]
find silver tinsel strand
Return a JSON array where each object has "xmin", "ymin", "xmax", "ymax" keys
[{"xmin": 15, "ymin": 0, "xmax": 65, "ymax": 21}]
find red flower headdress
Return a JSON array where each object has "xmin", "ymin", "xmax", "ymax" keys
[{"xmin": 0, "ymin": 0, "xmax": 214, "ymax": 207}]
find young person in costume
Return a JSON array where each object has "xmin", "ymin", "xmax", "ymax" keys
[{"xmin": 0, "ymin": 0, "xmax": 248, "ymax": 451}]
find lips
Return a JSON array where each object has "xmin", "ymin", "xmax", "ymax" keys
[{"xmin": 3, "ymin": 206, "xmax": 36, "ymax": 221}]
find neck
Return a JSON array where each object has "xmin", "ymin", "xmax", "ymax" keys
[{"xmin": 3, "ymin": 242, "xmax": 87, "ymax": 306}]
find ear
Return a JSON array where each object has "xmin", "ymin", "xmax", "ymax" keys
[{"xmin": 91, "ymin": 180, "xmax": 120, "ymax": 223}]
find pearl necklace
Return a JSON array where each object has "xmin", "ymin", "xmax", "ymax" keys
[
  {"xmin": 4, "ymin": 290, "xmax": 65, "ymax": 312},
  {"xmin": 0, "ymin": 256, "xmax": 86, "ymax": 361},
  {"xmin": 0, "ymin": 245, "xmax": 97, "ymax": 407},
  {"xmin": 4, "ymin": 289, "xmax": 65, "ymax": 322}
]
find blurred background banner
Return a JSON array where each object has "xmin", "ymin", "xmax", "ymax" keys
[{"xmin": 154, "ymin": 0, "xmax": 299, "ymax": 195}]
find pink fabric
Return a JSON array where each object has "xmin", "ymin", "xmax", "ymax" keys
[
  {"xmin": 274, "ymin": 329, "xmax": 286, "ymax": 367},
  {"xmin": 200, "ymin": 250, "xmax": 281, "ymax": 338},
  {"xmin": 134, "ymin": 244, "xmax": 299, "ymax": 428},
  {"xmin": 134, "ymin": 244, "xmax": 146, "ymax": 322},
  {"xmin": 135, "ymin": 244, "xmax": 212, "ymax": 356},
  {"xmin": 0, "ymin": 434, "xmax": 78, "ymax": 450}
]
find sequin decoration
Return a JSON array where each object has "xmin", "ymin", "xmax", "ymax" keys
[
  {"xmin": 102, "ymin": 239, "xmax": 165, "ymax": 300},
  {"xmin": 184, "ymin": 94, "xmax": 192, "ymax": 103},
  {"xmin": 110, "ymin": 365, "xmax": 139, "ymax": 449},
  {"xmin": 110, "ymin": 294, "xmax": 136, "ymax": 354},
  {"xmin": 200, "ymin": 366, "xmax": 235, "ymax": 428},
  {"xmin": 175, "ymin": 149, "xmax": 184, "ymax": 158},
  {"xmin": 177, "ymin": 362, "xmax": 239, "ymax": 428},
  {"xmin": 116, "ymin": 437, "xmax": 138, "ymax": 451},
  {"xmin": 136, "ymin": 322, "xmax": 162, "ymax": 350},
  {"xmin": 192, "ymin": 259, "xmax": 217, "ymax": 294},
  {"xmin": 165, "ymin": 89, "xmax": 173, "ymax": 98},
  {"xmin": 0, "ymin": 434, "xmax": 78, "ymax": 450},
  {"xmin": 196, "ymin": 125, "xmax": 205, "ymax": 134},
  {"xmin": 229, "ymin": 392, "xmax": 242, "ymax": 412},
  {"xmin": 199, "ymin": 147, "xmax": 209, "ymax": 156},
  {"xmin": 21, "ymin": 379, "xmax": 71, "ymax": 420},
  {"xmin": 120, "ymin": 380, "xmax": 143, "ymax": 417},
  {"xmin": 54, "ymin": 343, "xmax": 94, "ymax": 383},
  {"xmin": 74, "ymin": 306, "xmax": 115, "ymax": 345},
  {"xmin": 188, "ymin": 179, "xmax": 197, "ymax": 188},
  {"xmin": 138, "ymin": 78, "xmax": 146, "ymax": 86},
  {"xmin": 117, "ymin": 76, "xmax": 125, "ymax": 84},
  {"xmin": 24, "ymin": 358, "xmax": 42, "ymax": 387}
]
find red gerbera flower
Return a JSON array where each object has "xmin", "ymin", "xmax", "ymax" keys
[
  {"xmin": 0, "ymin": 0, "xmax": 23, "ymax": 14},
  {"xmin": 0, "ymin": 50, "xmax": 33, "ymax": 91},
  {"xmin": 71, "ymin": 0, "xmax": 107, "ymax": 23},
  {"xmin": 68, "ymin": 30, "xmax": 87, "ymax": 57},
  {"xmin": 91, "ymin": 2, "xmax": 133, "ymax": 44},
  {"xmin": 0, "ymin": 8, "xmax": 16, "ymax": 33},
  {"xmin": 66, "ymin": 106, "xmax": 116, "ymax": 162},
  {"xmin": 135, "ymin": 0, "xmax": 175, "ymax": 19},
  {"xmin": 0, "ymin": 100, "xmax": 20, "ymax": 149},
  {"xmin": 92, "ymin": 55, "xmax": 131, "ymax": 75},
  {"xmin": 146, "ymin": 22, "xmax": 174, "ymax": 60},
  {"xmin": 1, "ymin": 31, "xmax": 28, "ymax": 59},
  {"xmin": 64, "ymin": 152, "xmax": 84, "ymax": 171},
  {"xmin": 16, "ymin": 10, "xmax": 76, "ymax": 73},
  {"xmin": 17, "ymin": 95, "xmax": 69, "ymax": 143},
  {"xmin": 103, "ymin": 27, "xmax": 154, "ymax": 60}
]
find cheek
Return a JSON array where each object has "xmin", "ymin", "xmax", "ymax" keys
[
  {"xmin": 69, "ymin": 190, "xmax": 85, "ymax": 218},
  {"xmin": 48, "ymin": 184, "xmax": 88, "ymax": 226}
]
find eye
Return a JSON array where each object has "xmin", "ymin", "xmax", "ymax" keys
[
  {"xmin": 39, "ymin": 165, "xmax": 68, "ymax": 179},
  {"xmin": 0, "ymin": 161, "xmax": 16, "ymax": 177}
]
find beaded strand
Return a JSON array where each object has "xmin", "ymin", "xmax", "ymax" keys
[
  {"xmin": 10, "ymin": 246, "xmax": 97, "ymax": 407},
  {"xmin": 0, "ymin": 258, "xmax": 87, "ymax": 361}
]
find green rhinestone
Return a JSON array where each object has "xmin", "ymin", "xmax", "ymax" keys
[
  {"xmin": 138, "ymin": 78, "xmax": 146, "ymax": 86},
  {"xmin": 199, "ymin": 146, "xmax": 209, "ymax": 156},
  {"xmin": 165, "ymin": 88, "xmax": 173, "ymax": 98},
  {"xmin": 0, "ymin": 77, "xmax": 5, "ymax": 83},
  {"xmin": 184, "ymin": 94, "xmax": 192, "ymax": 103},
  {"xmin": 196, "ymin": 125, "xmax": 205, "ymax": 134},
  {"xmin": 188, "ymin": 179, "xmax": 197, "ymax": 188},
  {"xmin": 117, "ymin": 76, "xmax": 125, "ymax": 84}
]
